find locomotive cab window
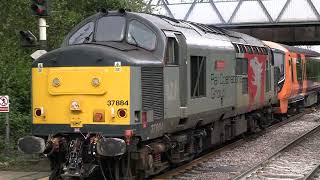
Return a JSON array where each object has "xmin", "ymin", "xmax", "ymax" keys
[
  {"xmin": 165, "ymin": 37, "xmax": 179, "ymax": 65},
  {"xmin": 127, "ymin": 20, "xmax": 156, "ymax": 50},
  {"xmin": 273, "ymin": 52, "xmax": 285, "ymax": 82},
  {"xmin": 69, "ymin": 22, "xmax": 94, "ymax": 45},
  {"xmin": 95, "ymin": 16, "xmax": 126, "ymax": 42},
  {"xmin": 273, "ymin": 51, "xmax": 285, "ymax": 92},
  {"xmin": 191, "ymin": 56, "xmax": 206, "ymax": 98}
]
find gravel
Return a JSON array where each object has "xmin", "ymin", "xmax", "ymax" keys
[
  {"xmin": 173, "ymin": 110, "xmax": 320, "ymax": 180},
  {"xmin": 245, "ymin": 125, "xmax": 320, "ymax": 179}
]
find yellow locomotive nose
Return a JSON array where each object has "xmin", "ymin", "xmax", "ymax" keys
[{"xmin": 32, "ymin": 66, "xmax": 131, "ymax": 128}]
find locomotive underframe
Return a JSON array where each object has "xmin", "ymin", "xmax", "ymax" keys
[{"xmin": 20, "ymin": 106, "xmax": 277, "ymax": 180}]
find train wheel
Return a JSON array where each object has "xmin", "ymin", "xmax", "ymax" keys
[{"xmin": 247, "ymin": 116, "xmax": 258, "ymax": 133}]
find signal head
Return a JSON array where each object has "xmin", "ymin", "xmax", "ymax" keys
[
  {"xmin": 20, "ymin": 30, "xmax": 38, "ymax": 47},
  {"xmin": 30, "ymin": 0, "xmax": 49, "ymax": 17}
]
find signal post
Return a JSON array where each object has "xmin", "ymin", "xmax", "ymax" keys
[
  {"xmin": 0, "ymin": 96, "xmax": 10, "ymax": 155},
  {"xmin": 31, "ymin": 0, "xmax": 49, "ymax": 50}
]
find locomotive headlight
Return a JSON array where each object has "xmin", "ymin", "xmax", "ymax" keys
[
  {"xmin": 92, "ymin": 77, "xmax": 100, "ymax": 87},
  {"xmin": 52, "ymin": 78, "xmax": 61, "ymax": 87}
]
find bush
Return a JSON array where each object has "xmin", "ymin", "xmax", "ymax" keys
[{"xmin": 0, "ymin": 112, "xmax": 31, "ymax": 153}]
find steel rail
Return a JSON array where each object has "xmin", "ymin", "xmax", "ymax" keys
[
  {"xmin": 154, "ymin": 138, "xmax": 245, "ymax": 179},
  {"xmin": 304, "ymin": 163, "xmax": 320, "ymax": 180}
]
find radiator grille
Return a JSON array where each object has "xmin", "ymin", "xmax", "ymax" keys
[{"xmin": 141, "ymin": 67, "xmax": 164, "ymax": 120}]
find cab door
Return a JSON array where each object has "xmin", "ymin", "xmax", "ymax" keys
[
  {"xmin": 291, "ymin": 54, "xmax": 299, "ymax": 96},
  {"xmin": 163, "ymin": 31, "xmax": 188, "ymax": 129}
]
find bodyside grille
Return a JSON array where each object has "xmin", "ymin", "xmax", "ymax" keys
[{"xmin": 141, "ymin": 67, "xmax": 164, "ymax": 120}]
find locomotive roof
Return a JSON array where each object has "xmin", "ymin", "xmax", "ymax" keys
[
  {"xmin": 264, "ymin": 41, "xmax": 320, "ymax": 57},
  {"xmin": 281, "ymin": 44, "xmax": 320, "ymax": 57},
  {"xmin": 142, "ymin": 13, "xmax": 265, "ymax": 46},
  {"xmin": 62, "ymin": 10, "xmax": 265, "ymax": 48}
]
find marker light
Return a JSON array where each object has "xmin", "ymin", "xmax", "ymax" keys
[
  {"xmin": 117, "ymin": 109, "xmax": 127, "ymax": 118},
  {"xmin": 35, "ymin": 107, "xmax": 45, "ymax": 117},
  {"xmin": 35, "ymin": 109, "xmax": 42, "ymax": 116}
]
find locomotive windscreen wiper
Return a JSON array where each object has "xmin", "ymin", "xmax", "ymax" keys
[
  {"xmin": 127, "ymin": 33, "xmax": 139, "ymax": 48},
  {"xmin": 83, "ymin": 32, "xmax": 94, "ymax": 43}
]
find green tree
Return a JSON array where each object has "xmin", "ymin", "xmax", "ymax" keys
[{"xmin": 0, "ymin": 0, "xmax": 146, "ymax": 153}]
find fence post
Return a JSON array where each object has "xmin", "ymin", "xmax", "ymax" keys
[{"xmin": 5, "ymin": 112, "xmax": 10, "ymax": 155}]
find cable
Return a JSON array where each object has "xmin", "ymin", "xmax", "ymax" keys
[
  {"xmin": 99, "ymin": 159, "xmax": 107, "ymax": 180},
  {"xmin": 107, "ymin": 161, "xmax": 114, "ymax": 180},
  {"xmin": 126, "ymin": 152, "xmax": 132, "ymax": 177}
]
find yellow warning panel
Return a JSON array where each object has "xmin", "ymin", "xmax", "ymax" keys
[{"xmin": 32, "ymin": 66, "xmax": 131, "ymax": 126}]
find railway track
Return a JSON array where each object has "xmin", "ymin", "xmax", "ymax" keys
[
  {"xmin": 304, "ymin": 163, "xmax": 320, "ymax": 180},
  {"xmin": 154, "ymin": 108, "xmax": 319, "ymax": 180},
  {"xmin": 6, "ymin": 108, "xmax": 319, "ymax": 180},
  {"xmin": 234, "ymin": 123, "xmax": 320, "ymax": 180}
]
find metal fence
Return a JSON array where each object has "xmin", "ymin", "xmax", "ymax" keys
[{"xmin": 146, "ymin": 0, "xmax": 320, "ymax": 25}]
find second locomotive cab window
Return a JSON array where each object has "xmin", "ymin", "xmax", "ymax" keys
[
  {"xmin": 273, "ymin": 52, "xmax": 285, "ymax": 82},
  {"xmin": 191, "ymin": 56, "xmax": 206, "ymax": 98},
  {"xmin": 165, "ymin": 37, "xmax": 179, "ymax": 65},
  {"xmin": 95, "ymin": 16, "xmax": 126, "ymax": 42},
  {"xmin": 127, "ymin": 20, "xmax": 157, "ymax": 50}
]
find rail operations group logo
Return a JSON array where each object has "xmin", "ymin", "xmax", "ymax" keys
[{"xmin": 0, "ymin": 95, "xmax": 9, "ymax": 113}]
